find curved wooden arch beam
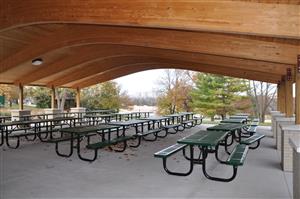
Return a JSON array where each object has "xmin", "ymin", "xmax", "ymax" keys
[
  {"xmin": 0, "ymin": 25, "xmax": 298, "ymax": 74},
  {"xmin": 70, "ymin": 62, "xmax": 280, "ymax": 89},
  {"xmin": 17, "ymin": 44, "xmax": 290, "ymax": 85},
  {"xmin": 1, "ymin": 1, "xmax": 299, "ymax": 39},
  {"xmin": 15, "ymin": 44, "xmax": 290, "ymax": 85},
  {"xmin": 47, "ymin": 55, "xmax": 281, "ymax": 87}
]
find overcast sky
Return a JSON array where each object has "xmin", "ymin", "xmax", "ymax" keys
[{"xmin": 115, "ymin": 69, "xmax": 165, "ymax": 97}]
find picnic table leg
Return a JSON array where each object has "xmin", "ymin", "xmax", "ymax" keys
[
  {"xmin": 214, "ymin": 145, "xmax": 228, "ymax": 164},
  {"xmin": 55, "ymin": 135, "xmax": 74, "ymax": 158},
  {"xmin": 76, "ymin": 135, "xmax": 98, "ymax": 162},
  {"xmin": 182, "ymin": 146, "xmax": 204, "ymax": 164},
  {"xmin": 5, "ymin": 130, "xmax": 20, "ymax": 149},
  {"xmin": 24, "ymin": 128, "xmax": 37, "ymax": 141},
  {"xmin": 162, "ymin": 145, "xmax": 194, "ymax": 176},
  {"xmin": 248, "ymin": 140, "xmax": 261, "ymax": 149},
  {"xmin": 202, "ymin": 147, "xmax": 238, "ymax": 182},
  {"xmin": 0, "ymin": 131, "xmax": 4, "ymax": 146},
  {"xmin": 129, "ymin": 135, "xmax": 141, "ymax": 148}
]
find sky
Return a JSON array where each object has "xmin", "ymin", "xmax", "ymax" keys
[{"xmin": 115, "ymin": 69, "xmax": 165, "ymax": 97}]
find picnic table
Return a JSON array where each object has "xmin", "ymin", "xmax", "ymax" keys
[
  {"xmin": 57, "ymin": 124, "xmax": 122, "ymax": 162},
  {"xmin": 207, "ymin": 123, "xmax": 247, "ymax": 146},
  {"xmin": 109, "ymin": 119, "xmax": 151, "ymax": 134},
  {"xmin": 164, "ymin": 113, "xmax": 186, "ymax": 124},
  {"xmin": 0, "ymin": 116, "xmax": 11, "ymax": 123},
  {"xmin": 179, "ymin": 112, "xmax": 194, "ymax": 120},
  {"xmin": 141, "ymin": 116, "xmax": 170, "ymax": 128},
  {"xmin": 84, "ymin": 114, "xmax": 115, "ymax": 125},
  {"xmin": 154, "ymin": 130, "xmax": 249, "ymax": 182},
  {"xmin": 0, "ymin": 117, "xmax": 76, "ymax": 149},
  {"xmin": 109, "ymin": 119, "xmax": 161, "ymax": 147},
  {"xmin": 131, "ymin": 111, "xmax": 152, "ymax": 119}
]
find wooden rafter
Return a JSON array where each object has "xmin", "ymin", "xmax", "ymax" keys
[
  {"xmin": 0, "ymin": 25, "xmax": 298, "ymax": 76},
  {"xmin": 69, "ymin": 61, "xmax": 280, "ymax": 89}
]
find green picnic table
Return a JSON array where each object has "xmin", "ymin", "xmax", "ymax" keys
[
  {"xmin": 207, "ymin": 123, "xmax": 247, "ymax": 148},
  {"xmin": 57, "ymin": 124, "xmax": 123, "ymax": 162},
  {"xmin": 0, "ymin": 117, "xmax": 76, "ymax": 149},
  {"xmin": 141, "ymin": 116, "xmax": 171, "ymax": 128},
  {"xmin": 154, "ymin": 130, "xmax": 249, "ymax": 182},
  {"xmin": 109, "ymin": 119, "xmax": 159, "ymax": 147}
]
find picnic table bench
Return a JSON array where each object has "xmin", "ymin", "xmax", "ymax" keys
[{"xmin": 154, "ymin": 130, "xmax": 249, "ymax": 182}]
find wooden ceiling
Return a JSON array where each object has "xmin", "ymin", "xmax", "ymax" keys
[{"xmin": 0, "ymin": 0, "xmax": 299, "ymax": 88}]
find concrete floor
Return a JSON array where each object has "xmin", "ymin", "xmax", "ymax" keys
[{"xmin": 0, "ymin": 125, "xmax": 292, "ymax": 199}]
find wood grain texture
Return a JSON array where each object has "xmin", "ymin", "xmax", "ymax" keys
[
  {"xmin": 0, "ymin": 1, "xmax": 299, "ymax": 88},
  {"xmin": 1, "ymin": 1, "xmax": 299, "ymax": 38}
]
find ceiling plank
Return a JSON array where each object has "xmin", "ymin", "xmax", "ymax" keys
[
  {"xmin": 15, "ymin": 44, "xmax": 291, "ymax": 85},
  {"xmin": 1, "ymin": 1, "xmax": 299, "ymax": 39},
  {"xmin": 1, "ymin": 25, "xmax": 299, "ymax": 75}
]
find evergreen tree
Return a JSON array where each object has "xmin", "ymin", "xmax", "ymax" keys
[{"xmin": 191, "ymin": 74, "xmax": 248, "ymax": 120}]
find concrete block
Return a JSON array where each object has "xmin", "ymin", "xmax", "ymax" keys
[
  {"xmin": 290, "ymin": 137, "xmax": 300, "ymax": 199},
  {"xmin": 11, "ymin": 109, "xmax": 31, "ymax": 121},
  {"xmin": 276, "ymin": 117, "xmax": 295, "ymax": 150},
  {"xmin": 44, "ymin": 108, "xmax": 62, "ymax": 119},
  {"xmin": 281, "ymin": 125, "xmax": 300, "ymax": 171}
]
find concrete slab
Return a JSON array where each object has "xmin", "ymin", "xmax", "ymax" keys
[{"xmin": 0, "ymin": 125, "xmax": 292, "ymax": 199}]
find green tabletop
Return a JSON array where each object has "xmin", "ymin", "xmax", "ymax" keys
[
  {"xmin": 177, "ymin": 130, "xmax": 229, "ymax": 147},
  {"xmin": 141, "ymin": 116, "xmax": 170, "ymax": 121},
  {"xmin": 109, "ymin": 119, "xmax": 147, "ymax": 126},
  {"xmin": 220, "ymin": 118, "xmax": 246, "ymax": 124},
  {"xmin": 60, "ymin": 125, "xmax": 119, "ymax": 135},
  {"xmin": 207, "ymin": 123, "xmax": 246, "ymax": 131}
]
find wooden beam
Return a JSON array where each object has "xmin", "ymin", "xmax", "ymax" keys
[
  {"xmin": 15, "ymin": 44, "xmax": 290, "ymax": 85},
  {"xmin": 1, "ymin": 1, "xmax": 299, "ymax": 39},
  {"xmin": 285, "ymin": 69, "xmax": 294, "ymax": 117},
  {"xmin": 71, "ymin": 62, "xmax": 279, "ymax": 89},
  {"xmin": 1, "ymin": 25, "xmax": 299, "ymax": 75},
  {"xmin": 76, "ymin": 87, "xmax": 80, "ymax": 108},
  {"xmin": 18, "ymin": 84, "xmax": 23, "ymax": 110},
  {"xmin": 296, "ymin": 56, "xmax": 300, "ymax": 124},
  {"xmin": 51, "ymin": 86, "xmax": 55, "ymax": 109},
  {"xmin": 47, "ymin": 56, "xmax": 281, "ymax": 87}
]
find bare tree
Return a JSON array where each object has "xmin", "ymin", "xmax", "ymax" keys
[
  {"xmin": 156, "ymin": 69, "xmax": 193, "ymax": 114},
  {"xmin": 247, "ymin": 80, "xmax": 276, "ymax": 122}
]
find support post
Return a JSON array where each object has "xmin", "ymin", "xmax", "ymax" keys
[
  {"xmin": 277, "ymin": 83, "xmax": 281, "ymax": 111},
  {"xmin": 76, "ymin": 87, "xmax": 80, "ymax": 108},
  {"xmin": 280, "ymin": 77, "xmax": 286, "ymax": 114},
  {"xmin": 51, "ymin": 86, "xmax": 56, "ymax": 109},
  {"xmin": 296, "ymin": 56, "xmax": 300, "ymax": 124},
  {"xmin": 285, "ymin": 68, "xmax": 294, "ymax": 117},
  {"xmin": 18, "ymin": 84, "xmax": 23, "ymax": 110}
]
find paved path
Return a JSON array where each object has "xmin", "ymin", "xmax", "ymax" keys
[{"xmin": 0, "ymin": 125, "xmax": 292, "ymax": 198}]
